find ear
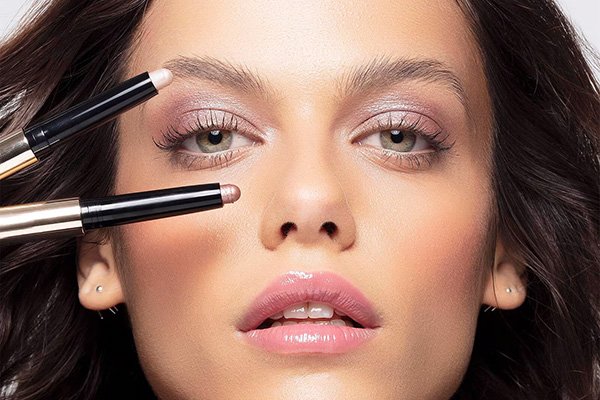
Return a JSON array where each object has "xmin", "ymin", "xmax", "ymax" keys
[
  {"xmin": 76, "ymin": 230, "xmax": 125, "ymax": 311},
  {"xmin": 482, "ymin": 238, "xmax": 527, "ymax": 310}
]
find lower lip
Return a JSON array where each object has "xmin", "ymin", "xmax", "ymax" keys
[{"xmin": 241, "ymin": 325, "xmax": 379, "ymax": 354}]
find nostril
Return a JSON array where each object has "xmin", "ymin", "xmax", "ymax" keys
[
  {"xmin": 281, "ymin": 222, "xmax": 296, "ymax": 237},
  {"xmin": 321, "ymin": 221, "xmax": 337, "ymax": 237}
]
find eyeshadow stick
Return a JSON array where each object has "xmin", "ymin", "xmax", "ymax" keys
[
  {"xmin": 0, "ymin": 69, "xmax": 173, "ymax": 180},
  {"xmin": 0, "ymin": 183, "xmax": 241, "ymax": 244}
]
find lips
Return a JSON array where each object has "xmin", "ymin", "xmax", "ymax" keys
[
  {"xmin": 237, "ymin": 272, "xmax": 380, "ymax": 353},
  {"xmin": 237, "ymin": 271, "xmax": 382, "ymax": 332}
]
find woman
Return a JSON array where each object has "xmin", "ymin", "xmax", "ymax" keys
[{"xmin": 0, "ymin": 0, "xmax": 598, "ymax": 399}]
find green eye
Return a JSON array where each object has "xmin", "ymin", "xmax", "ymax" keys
[
  {"xmin": 380, "ymin": 130, "xmax": 417, "ymax": 152},
  {"xmin": 359, "ymin": 128, "xmax": 430, "ymax": 153},
  {"xmin": 194, "ymin": 129, "xmax": 234, "ymax": 153}
]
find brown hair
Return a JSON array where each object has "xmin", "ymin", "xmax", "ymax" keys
[
  {"xmin": 0, "ymin": 0, "xmax": 598, "ymax": 399},
  {"xmin": 452, "ymin": 1, "xmax": 599, "ymax": 399}
]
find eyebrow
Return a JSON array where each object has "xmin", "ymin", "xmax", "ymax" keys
[
  {"xmin": 336, "ymin": 55, "xmax": 468, "ymax": 107},
  {"xmin": 164, "ymin": 55, "xmax": 280, "ymax": 103},
  {"xmin": 163, "ymin": 54, "xmax": 468, "ymax": 108}
]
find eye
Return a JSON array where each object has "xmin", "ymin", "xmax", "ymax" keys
[
  {"xmin": 180, "ymin": 128, "xmax": 254, "ymax": 154},
  {"xmin": 357, "ymin": 129, "xmax": 432, "ymax": 153},
  {"xmin": 154, "ymin": 109, "xmax": 263, "ymax": 170},
  {"xmin": 352, "ymin": 112, "xmax": 453, "ymax": 171}
]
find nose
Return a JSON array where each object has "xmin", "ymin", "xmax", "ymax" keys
[{"xmin": 259, "ymin": 156, "xmax": 357, "ymax": 252}]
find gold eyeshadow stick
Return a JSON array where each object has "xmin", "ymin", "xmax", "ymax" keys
[
  {"xmin": 0, "ymin": 69, "xmax": 173, "ymax": 180},
  {"xmin": 0, "ymin": 183, "xmax": 241, "ymax": 244}
]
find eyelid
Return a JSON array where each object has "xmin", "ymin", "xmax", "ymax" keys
[
  {"xmin": 180, "ymin": 108, "xmax": 264, "ymax": 139},
  {"xmin": 155, "ymin": 107, "xmax": 452, "ymax": 171},
  {"xmin": 154, "ymin": 108, "xmax": 266, "ymax": 170},
  {"xmin": 350, "ymin": 110, "xmax": 453, "ymax": 172},
  {"xmin": 351, "ymin": 110, "xmax": 443, "ymax": 141},
  {"xmin": 155, "ymin": 108, "xmax": 266, "ymax": 150}
]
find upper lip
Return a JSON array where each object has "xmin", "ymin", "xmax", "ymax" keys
[{"xmin": 237, "ymin": 271, "xmax": 382, "ymax": 332}]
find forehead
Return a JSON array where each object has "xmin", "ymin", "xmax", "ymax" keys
[
  {"xmin": 129, "ymin": 0, "xmax": 490, "ymax": 137},
  {"xmin": 133, "ymin": 0, "xmax": 481, "ymax": 77}
]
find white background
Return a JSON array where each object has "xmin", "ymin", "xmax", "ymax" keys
[{"xmin": 1, "ymin": 0, "xmax": 598, "ymax": 68}]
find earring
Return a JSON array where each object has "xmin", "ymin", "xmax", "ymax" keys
[
  {"xmin": 97, "ymin": 306, "xmax": 119, "ymax": 320},
  {"xmin": 483, "ymin": 305, "xmax": 497, "ymax": 312},
  {"xmin": 506, "ymin": 287, "xmax": 514, "ymax": 293},
  {"xmin": 95, "ymin": 285, "xmax": 104, "ymax": 293}
]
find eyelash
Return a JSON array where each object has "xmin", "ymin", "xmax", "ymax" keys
[
  {"xmin": 154, "ymin": 109, "xmax": 258, "ymax": 170},
  {"xmin": 154, "ymin": 109, "xmax": 454, "ymax": 171},
  {"xmin": 355, "ymin": 112, "xmax": 454, "ymax": 170}
]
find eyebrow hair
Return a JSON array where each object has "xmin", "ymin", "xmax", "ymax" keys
[
  {"xmin": 163, "ymin": 54, "xmax": 468, "ymax": 108},
  {"xmin": 164, "ymin": 55, "xmax": 280, "ymax": 103},
  {"xmin": 335, "ymin": 55, "xmax": 468, "ymax": 107}
]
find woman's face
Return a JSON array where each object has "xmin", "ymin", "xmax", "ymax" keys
[{"xmin": 106, "ymin": 0, "xmax": 496, "ymax": 398}]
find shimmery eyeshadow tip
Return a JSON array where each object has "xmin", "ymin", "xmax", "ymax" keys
[{"xmin": 220, "ymin": 184, "xmax": 241, "ymax": 204}]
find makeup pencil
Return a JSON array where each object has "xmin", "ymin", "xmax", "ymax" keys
[
  {"xmin": 0, "ymin": 69, "xmax": 173, "ymax": 180},
  {"xmin": 0, "ymin": 183, "xmax": 241, "ymax": 244}
]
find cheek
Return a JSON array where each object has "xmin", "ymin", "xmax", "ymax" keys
[
  {"xmin": 396, "ymin": 192, "xmax": 490, "ymax": 305},
  {"xmin": 395, "ymin": 189, "xmax": 489, "ymax": 337},
  {"xmin": 344, "ymin": 156, "xmax": 492, "ymax": 396},
  {"xmin": 118, "ymin": 217, "xmax": 228, "ymax": 307},
  {"xmin": 114, "ymin": 211, "xmax": 236, "ymax": 367}
]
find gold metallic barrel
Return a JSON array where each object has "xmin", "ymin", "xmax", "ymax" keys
[
  {"xmin": 0, "ymin": 198, "xmax": 84, "ymax": 243},
  {"xmin": 0, "ymin": 130, "xmax": 37, "ymax": 180}
]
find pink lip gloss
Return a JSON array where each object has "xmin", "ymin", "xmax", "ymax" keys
[
  {"xmin": 243, "ymin": 323, "xmax": 379, "ymax": 354},
  {"xmin": 237, "ymin": 271, "xmax": 382, "ymax": 354}
]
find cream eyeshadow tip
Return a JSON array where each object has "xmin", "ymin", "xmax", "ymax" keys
[{"xmin": 149, "ymin": 68, "xmax": 173, "ymax": 90}]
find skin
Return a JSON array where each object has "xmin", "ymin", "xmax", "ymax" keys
[{"xmin": 77, "ymin": 0, "xmax": 527, "ymax": 399}]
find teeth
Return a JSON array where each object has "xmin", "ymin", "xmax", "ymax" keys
[
  {"xmin": 308, "ymin": 302, "xmax": 334, "ymax": 319},
  {"xmin": 283, "ymin": 303, "xmax": 308, "ymax": 319},
  {"xmin": 271, "ymin": 311, "xmax": 284, "ymax": 319},
  {"xmin": 268, "ymin": 301, "xmax": 353, "ymax": 328},
  {"xmin": 270, "ymin": 319, "xmax": 351, "ymax": 328},
  {"xmin": 279, "ymin": 302, "xmax": 338, "ymax": 319}
]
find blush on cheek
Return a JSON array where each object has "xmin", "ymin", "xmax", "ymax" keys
[
  {"xmin": 414, "ymin": 199, "xmax": 492, "ymax": 388},
  {"xmin": 115, "ymin": 213, "xmax": 245, "ymax": 397},
  {"xmin": 406, "ymin": 188, "xmax": 491, "ymax": 316},
  {"xmin": 116, "ymin": 214, "xmax": 230, "ymax": 318},
  {"xmin": 371, "ymin": 178, "xmax": 492, "ymax": 397}
]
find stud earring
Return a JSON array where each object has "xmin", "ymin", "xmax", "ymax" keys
[
  {"xmin": 506, "ymin": 287, "xmax": 513, "ymax": 293},
  {"xmin": 95, "ymin": 285, "xmax": 103, "ymax": 293}
]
